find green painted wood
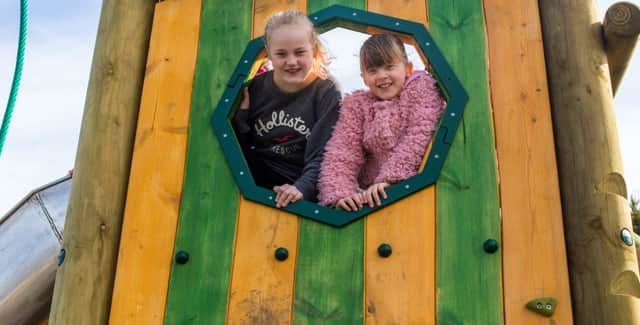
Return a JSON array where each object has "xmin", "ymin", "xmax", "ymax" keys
[
  {"xmin": 292, "ymin": 3, "xmax": 365, "ymax": 324},
  {"xmin": 163, "ymin": 0, "xmax": 251, "ymax": 323},
  {"xmin": 293, "ymin": 220, "xmax": 365, "ymax": 324},
  {"xmin": 429, "ymin": 1, "xmax": 504, "ymax": 324}
]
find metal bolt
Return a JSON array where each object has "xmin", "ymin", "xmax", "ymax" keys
[
  {"xmin": 268, "ymin": 196, "xmax": 273, "ymax": 200},
  {"xmin": 378, "ymin": 243, "xmax": 392, "ymax": 258},
  {"xmin": 244, "ymin": 59, "xmax": 248, "ymax": 64},
  {"xmin": 621, "ymin": 228, "xmax": 634, "ymax": 246},
  {"xmin": 395, "ymin": 22, "xmax": 400, "ymax": 26},
  {"xmin": 451, "ymin": 112, "xmax": 456, "ymax": 117},
  {"xmin": 224, "ymin": 98, "xmax": 229, "ymax": 102},
  {"xmin": 536, "ymin": 303, "xmax": 543, "ymax": 310},
  {"xmin": 426, "ymin": 42, "xmax": 430, "ymax": 46},
  {"xmin": 405, "ymin": 184, "xmax": 410, "ymax": 189},
  {"xmin": 434, "ymin": 154, "xmax": 440, "ymax": 159},
  {"xmin": 239, "ymin": 171, "xmax": 244, "ymax": 176},
  {"xmin": 275, "ymin": 247, "xmax": 289, "ymax": 261},
  {"xmin": 545, "ymin": 304, "xmax": 552, "ymax": 310},
  {"xmin": 223, "ymin": 133, "xmax": 228, "ymax": 138},
  {"xmin": 57, "ymin": 249, "xmax": 66, "ymax": 266},
  {"xmin": 483, "ymin": 239, "xmax": 499, "ymax": 254},
  {"xmin": 175, "ymin": 251, "xmax": 190, "ymax": 264},
  {"xmin": 314, "ymin": 209, "xmax": 319, "ymax": 214}
]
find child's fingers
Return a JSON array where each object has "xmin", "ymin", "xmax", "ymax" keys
[
  {"xmin": 273, "ymin": 186, "xmax": 281, "ymax": 205},
  {"xmin": 364, "ymin": 190, "xmax": 374, "ymax": 208},
  {"xmin": 337, "ymin": 199, "xmax": 351, "ymax": 212},
  {"xmin": 372, "ymin": 188, "xmax": 381, "ymax": 206},
  {"xmin": 379, "ymin": 184, "xmax": 388, "ymax": 200},
  {"xmin": 355, "ymin": 194, "xmax": 363, "ymax": 208}
]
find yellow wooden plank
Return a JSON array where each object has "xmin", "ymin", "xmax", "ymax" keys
[
  {"xmin": 108, "ymin": 1, "xmax": 201, "ymax": 324},
  {"xmin": 226, "ymin": 200, "xmax": 300, "ymax": 324},
  {"xmin": 367, "ymin": 1, "xmax": 427, "ymax": 27},
  {"xmin": 226, "ymin": 1, "xmax": 306, "ymax": 324},
  {"xmin": 253, "ymin": 0, "xmax": 307, "ymax": 37},
  {"xmin": 364, "ymin": 2, "xmax": 435, "ymax": 324},
  {"xmin": 483, "ymin": 1, "xmax": 573, "ymax": 324}
]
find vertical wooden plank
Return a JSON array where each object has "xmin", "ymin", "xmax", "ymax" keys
[
  {"xmin": 362, "ymin": 2, "xmax": 435, "ymax": 324},
  {"xmin": 48, "ymin": 1, "xmax": 155, "ymax": 324},
  {"xmin": 163, "ymin": 0, "xmax": 252, "ymax": 323},
  {"xmin": 539, "ymin": 1, "xmax": 640, "ymax": 323},
  {"xmin": 483, "ymin": 1, "xmax": 573, "ymax": 324},
  {"xmin": 226, "ymin": 1, "xmax": 305, "ymax": 323},
  {"xmin": 367, "ymin": 1, "xmax": 427, "ymax": 27},
  {"xmin": 291, "ymin": 1, "xmax": 366, "ymax": 324},
  {"xmin": 429, "ymin": 0, "xmax": 504, "ymax": 324},
  {"xmin": 253, "ymin": 0, "xmax": 307, "ymax": 36},
  {"xmin": 108, "ymin": 1, "xmax": 201, "ymax": 323}
]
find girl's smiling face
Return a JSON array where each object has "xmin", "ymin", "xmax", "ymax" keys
[
  {"xmin": 267, "ymin": 22, "xmax": 316, "ymax": 93},
  {"xmin": 361, "ymin": 60, "xmax": 412, "ymax": 100}
]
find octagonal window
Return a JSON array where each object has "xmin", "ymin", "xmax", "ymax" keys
[{"xmin": 212, "ymin": 5, "xmax": 468, "ymax": 227}]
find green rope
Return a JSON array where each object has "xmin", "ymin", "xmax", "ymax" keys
[{"xmin": 0, "ymin": 0, "xmax": 28, "ymax": 157}]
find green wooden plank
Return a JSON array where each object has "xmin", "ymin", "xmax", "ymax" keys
[
  {"xmin": 293, "ymin": 220, "xmax": 365, "ymax": 324},
  {"xmin": 429, "ymin": 1, "xmax": 504, "ymax": 324},
  {"xmin": 164, "ymin": 0, "xmax": 251, "ymax": 323},
  {"xmin": 293, "ymin": 3, "xmax": 365, "ymax": 324}
]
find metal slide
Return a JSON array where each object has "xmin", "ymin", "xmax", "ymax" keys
[{"xmin": 0, "ymin": 175, "xmax": 70, "ymax": 325}]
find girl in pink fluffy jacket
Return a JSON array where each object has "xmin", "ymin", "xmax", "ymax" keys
[{"xmin": 318, "ymin": 33, "xmax": 445, "ymax": 211}]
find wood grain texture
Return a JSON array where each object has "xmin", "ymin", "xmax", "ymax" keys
[
  {"xmin": 253, "ymin": 0, "xmax": 306, "ymax": 37},
  {"xmin": 291, "ymin": 1, "xmax": 366, "ymax": 324},
  {"xmin": 107, "ymin": 1, "xmax": 200, "ymax": 324},
  {"xmin": 367, "ymin": 0, "xmax": 427, "ymax": 27},
  {"xmin": 48, "ymin": 1, "xmax": 155, "ymax": 324},
  {"xmin": 428, "ymin": 0, "xmax": 504, "ymax": 324},
  {"xmin": 603, "ymin": 2, "xmax": 640, "ymax": 94},
  {"xmin": 539, "ymin": 1, "xmax": 640, "ymax": 323},
  {"xmin": 363, "ymin": 2, "xmax": 435, "ymax": 324},
  {"xmin": 226, "ymin": 201, "xmax": 300, "ymax": 324},
  {"xmin": 226, "ymin": 1, "xmax": 305, "ymax": 323},
  {"xmin": 163, "ymin": 0, "xmax": 252, "ymax": 323},
  {"xmin": 483, "ymin": 0, "xmax": 573, "ymax": 323}
]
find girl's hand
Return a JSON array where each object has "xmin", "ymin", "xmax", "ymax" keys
[
  {"xmin": 273, "ymin": 184, "xmax": 303, "ymax": 208},
  {"xmin": 336, "ymin": 192, "xmax": 364, "ymax": 212},
  {"xmin": 362, "ymin": 182, "xmax": 389, "ymax": 207},
  {"xmin": 240, "ymin": 87, "xmax": 250, "ymax": 110}
]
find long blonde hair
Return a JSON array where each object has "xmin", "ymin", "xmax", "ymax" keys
[{"xmin": 264, "ymin": 10, "xmax": 329, "ymax": 79}]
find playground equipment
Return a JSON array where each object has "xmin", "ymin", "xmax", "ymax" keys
[
  {"xmin": 0, "ymin": 176, "xmax": 70, "ymax": 325},
  {"xmin": 4, "ymin": 0, "xmax": 637, "ymax": 324}
]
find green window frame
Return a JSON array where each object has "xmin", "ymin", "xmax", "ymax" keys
[{"xmin": 211, "ymin": 5, "xmax": 468, "ymax": 227}]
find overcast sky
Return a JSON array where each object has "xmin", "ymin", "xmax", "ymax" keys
[{"xmin": 0, "ymin": 1, "xmax": 637, "ymax": 216}]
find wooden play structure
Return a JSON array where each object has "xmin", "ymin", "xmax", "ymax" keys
[{"xmin": 44, "ymin": 0, "xmax": 639, "ymax": 324}]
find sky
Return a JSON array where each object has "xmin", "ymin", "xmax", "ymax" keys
[{"xmin": 0, "ymin": 1, "xmax": 638, "ymax": 216}]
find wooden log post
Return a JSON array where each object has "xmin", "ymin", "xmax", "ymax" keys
[
  {"xmin": 539, "ymin": 0, "xmax": 640, "ymax": 324},
  {"xmin": 49, "ymin": 1, "xmax": 155, "ymax": 324},
  {"xmin": 603, "ymin": 1, "xmax": 640, "ymax": 95}
]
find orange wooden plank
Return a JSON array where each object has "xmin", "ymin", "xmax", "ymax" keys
[
  {"xmin": 367, "ymin": 1, "xmax": 427, "ymax": 26},
  {"xmin": 483, "ymin": 1, "xmax": 573, "ymax": 324},
  {"xmin": 226, "ymin": 200, "xmax": 299, "ymax": 324},
  {"xmin": 363, "ymin": 2, "xmax": 435, "ymax": 324},
  {"xmin": 253, "ymin": 0, "xmax": 307, "ymax": 37},
  {"xmin": 108, "ymin": 1, "xmax": 201, "ymax": 324},
  {"xmin": 226, "ymin": 1, "xmax": 306, "ymax": 324}
]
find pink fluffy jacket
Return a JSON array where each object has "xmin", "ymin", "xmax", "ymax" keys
[{"xmin": 317, "ymin": 70, "xmax": 445, "ymax": 206}]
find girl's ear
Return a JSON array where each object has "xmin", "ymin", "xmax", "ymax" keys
[{"xmin": 405, "ymin": 62, "xmax": 414, "ymax": 75}]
